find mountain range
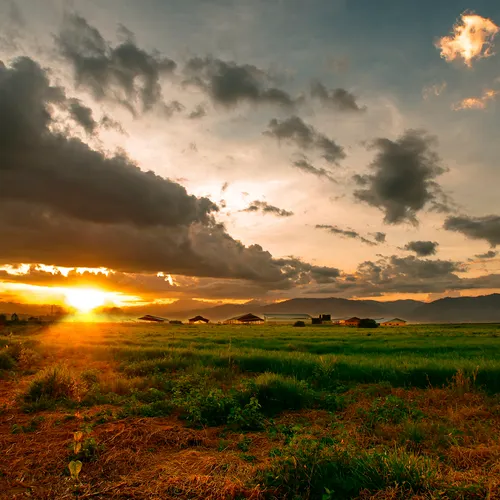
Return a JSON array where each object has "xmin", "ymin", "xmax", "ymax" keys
[{"xmin": 106, "ymin": 293, "xmax": 500, "ymax": 323}]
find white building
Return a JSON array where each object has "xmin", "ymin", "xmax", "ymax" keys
[{"xmin": 263, "ymin": 313, "xmax": 312, "ymax": 325}]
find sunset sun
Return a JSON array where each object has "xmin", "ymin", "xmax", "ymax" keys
[{"xmin": 64, "ymin": 288, "xmax": 107, "ymax": 313}]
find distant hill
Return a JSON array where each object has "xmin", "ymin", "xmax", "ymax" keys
[
  {"xmin": 5, "ymin": 294, "xmax": 500, "ymax": 323},
  {"xmin": 155, "ymin": 294, "xmax": 500, "ymax": 323},
  {"xmin": 409, "ymin": 294, "xmax": 500, "ymax": 323}
]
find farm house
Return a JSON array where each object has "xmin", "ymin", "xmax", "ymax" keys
[
  {"xmin": 342, "ymin": 317, "xmax": 361, "ymax": 327},
  {"xmin": 138, "ymin": 315, "xmax": 167, "ymax": 323},
  {"xmin": 189, "ymin": 315, "xmax": 210, "ymax": 324},
  {"xmin": 378, "ymin": 318, "xmax": 407, "ymax": 327},
  {"xmin": 224, "ymin": 313, "xmax": 264, "ymax": 325},
  {"xmin": 263, "ymin": 313, "xmax": 312, "ymax": 325}
]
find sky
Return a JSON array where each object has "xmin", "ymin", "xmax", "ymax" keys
[{"xmin": 1, "ymin": 0, "xmax": 500, "ymax": 309}]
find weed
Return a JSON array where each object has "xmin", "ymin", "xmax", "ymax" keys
[
  {"xmin": 261, "ymin": 437, "xmax": 437, "ymax": 499},
  {"xmin": 80, "ymin": 369, "xmax": 99, "ymax": 385},
  {"xmin": 228, "ymin": 397, "xmax": 264, "ymax": 430},
  {"xmin": 69, "ymin": 431, "xmax": 102, "ymax": 462},
  {"xmin": 68, "ymin": 460, "xmax": 82, "ymax": 481},
  {"xmin": 217, "ymin": 439, "xmax": 230, "ymax": 452},
  {"xmin": 360, "ymin": 395, "xmax": 424, "ymax": 428},
  {"xmin": 0, "ymin": 351, "xmax": 16, "ymax": 370},
  {"xmin": 248, "ymin": 373, "xmax": 313, "ymax": 415},
  {"xmin": 449, "ymin": 368, "xmax": 479, "ymax": 396},
  {"xmin": 400, "ymin": 423, "xmax": 426, "ymax": 451},
  {"xmin": 178, "ymin": 388, "xmax": 235, "ymax": 427},
  {"xmin": 23, "ymin": 365, "xmax": 82, "ymax": 408},
  {"xmin": 237, "ymin": 436, "xmax": 252, "ymax": 452},
  {"xmin": 11, "ymin": 416, "xmax": 45, "ymax": 433}
]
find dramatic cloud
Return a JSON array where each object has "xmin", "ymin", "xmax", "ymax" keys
[
  {"xmin": 452, "ymin": 89, "xmax": 498, "ymax": 110},
  {"xmin": 316, "ymin": 225, "xmax": 378, "ymax": 246},
  {"xmin": 475, "ymin": 250, "xmax": 497, "ymax": 259},
  {"xmin": 184, "ymin": 57, "xmax": 295, "ymax": 108},
  {"xmin": 0, "ymin": 55, "xmax": 344, "ymax": 292},
  {"xmin": 57, "ymin": 14, "xmax": 176, "ymax": 114},
  {"xmin": 68, "ymin": 99, "xmax": 97, "ymax": 134},
  {"xmin": 372, "ymin": 232, "xmax": 386, "ymax": 243},
  {"xmin": 292, "ymin": 158, "xmax": 336, "ymax": 183},
  {"xmin": 310, "ymin": 81, "xmax": 365, "ymax": 112},
  {"xmin": 243, "ymin": 201, "xmax": 294, "ymax": 217},
  {"xmin": 0, "ymin": 57, "xmax": 216, "ymax": 228},
  {"xmin": 404, "ymin": 240, "xmax": 439, "ymax": 256},
  {"xmin": 274, "ymin": 258, "xmax": 341, "ymax": 284},
  {"xmin": 265, "ymin": 116, "xmax": 345, "ymax": 164},
  {"xmin": 353, "ymin": 130, "xmax": 448, "ymax": 224},
  {"xmin": 189, "ymin": 104, "xmax": 207, "ymax": 119},
  {"xmin": 436, "ymin": 13, "xmax": 499, "ymax": 67},
  {"xmin": 444, "ymin": 215, "xmax": 500, "ymax": 247}
]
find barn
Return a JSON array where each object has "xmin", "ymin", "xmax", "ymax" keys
[
  {"xmin": 224, "ymin": 313, "xmax": 264, "ymax": 325},
  {"xmin": 378, "ymin": 318, "xmax": 407, "ymax": 327},
  {"xmin": 189, "ymin": 315, "xmax": 210, "ymax": 324},
  {"xmin": 138, "ymin": 315, "xmax": 167, "ymax": 323},
  {"xmin": 342, "ymin": 317, "xmax": 361, "ymax": 327},
  {"xmin": 264, "ymin": 313, "xmax": 312, "ymax": 325}
]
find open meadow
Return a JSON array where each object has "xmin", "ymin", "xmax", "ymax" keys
[{"xmin": 1, "ymin": 322, "xmax": 500, "ymax": 499}]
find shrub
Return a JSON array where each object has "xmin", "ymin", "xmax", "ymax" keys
[
  {"xmin": 24, "ymin": 366, "xmax": 82, "ymax": 405},
  {"xmin": 0, "ymin": 351, "xmax": 16, "ymax": 370},
  {"xmin": 249, "ymin": 373, "xmax": 313, "ymax": 415},
  {"xmin": 135, "ymin": 400, "xmax": 174, "ymax": 418},
  {"xmin": 179, "ymin": 388, "xmax": 235, "ymax": 426},
  {"xmin": 228, "ymin": 397, "xmax": 265, "ymax": 430},
  {"xmin": 260, "ymin": 438, "xmax": 436, "ymax": 499},
  {"xmin": 361, "ymin": 395, "xmax": 424, "ymax": 428},
  {"xmin": 358, "ymin": 318, "xmax": 379, "ymax": 328},
  {"xmin": 293, "ymin": 321, "xmax": 306, "ymax": 327}
]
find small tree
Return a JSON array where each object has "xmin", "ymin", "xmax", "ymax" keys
[
  {"xmin": 294, "ymin": 321, "xmax": 306, "ymax": 327},
  {"xmin": 358, "ymin": 318, "xmax": 378, "ymax": 329},
  {"xmin": 0, "ymin": 314, "xmax": 6, "ymax": 325},
  {"xmin": 10, "ymin": 313, "xmax": 19, "ymax": 323}
]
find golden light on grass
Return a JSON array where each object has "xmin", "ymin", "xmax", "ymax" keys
[{"xmin": 64, "ymin": 288, "xmax": 108, "ymax": 313}]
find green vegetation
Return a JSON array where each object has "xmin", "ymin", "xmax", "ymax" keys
[{"xmin": 1, "ymin": 322, "xmax": 499, "ymax": 499}]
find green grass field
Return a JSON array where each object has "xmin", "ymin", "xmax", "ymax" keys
[{"xmin": 1, "ymin": 322, "xmax": 500, "ymax": 499}]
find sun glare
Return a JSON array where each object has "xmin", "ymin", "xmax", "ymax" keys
[{"xmin": 64, "ymin": 288, "xmax": 107, "ymax": 313}]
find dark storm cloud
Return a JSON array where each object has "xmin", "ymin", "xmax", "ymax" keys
[
  {"xmin": 444, "ymin": 215, "xmax": 500, "ymax": 247},
  {"xmin": 292, "ymin": 158, "xmax": 336, "ymax": 183},
  {"xmin": 0, "ymin": 200, "xmax": 287, "ymax": 282},
  {"xmin": 274, "ymin": 258, "xmax": 341, "ymax": 284},
  {"xmin": 403, "ymin": 240, "xmax": 439, "ymax": 257},
  {"xmin": 68, "ymin": 99, "xmax": 97, "ymax": 134},
  {"xmin": 475, "ymin": 250, "xmax": 497, "ymax": 259},
  {"xmin": 372, "ymin": 232, "xmax": 386, "ymax": 243},
  {"xmin": 353, "ymin": 130, "xmax": 448, "ymax": 225},
  {"xmin": 243, "ymin": 201, "xmax": 294, "ymax": 217},
  {"xmin": 265, "ymin": 116, "xmax": 345, "ymax": 164},
  {"xmin": 183, "ymin": 57, "xmax": 295, "ymax": 108},
  {"xmin": 189, "ymin": 104, "xmax": 207, "ymax": 119},
  {"xmin": 310, "ymin": 81, "xmax": 366, "ymax": 112},
  {"xmin": 162, "ymin": 100, "xmax": 184, "ymax": 117},
  {"xmin": 316, "ymin": 225, "xmax": 378, "ymax": 246},
  {"xmin": 56, "ymin": 14, "xmax": 176, "ymax": 114},
  {"xmin": 306, "ymin": 254, "xmax": 468, "ymax": 297},
  {"xmin": 101, "ymin": 115, "xmax": 126, "ymax": 134},
  {"xmin": 386, "ymin": 255, "xmax": 461, "ymax": 279},
  {"xmin": 0, "ymin": 56, "xmax": 215, "ymax": 228},
  {"xmin": 0, "ymin": 55, "xmax": 344, "ymax": 291}
]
